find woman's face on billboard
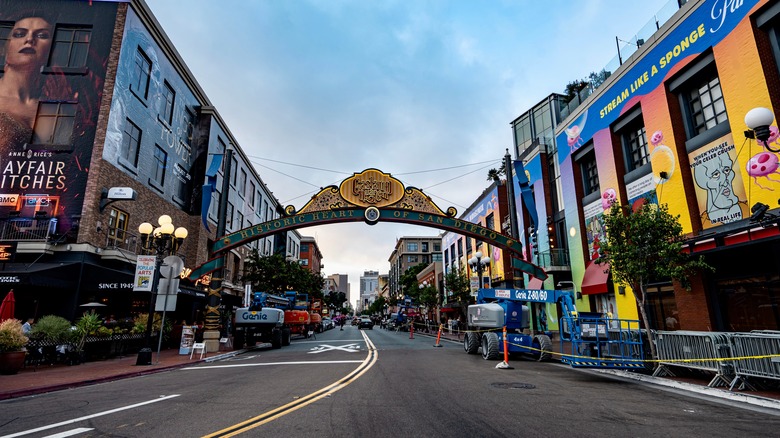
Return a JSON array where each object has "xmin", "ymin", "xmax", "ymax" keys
[{"xmin": 5, "ymin": 17, "xmax": 52, "ymax": 70}]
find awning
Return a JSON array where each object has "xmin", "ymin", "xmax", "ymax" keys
[
  {"xmin": 527, "ymin": 277, "xmax": 544, "ymax": 289},
  {"xmin": 0, "ymin": 262, "xmax": 78, "ymax": 287},
  {"xmin": 581, "ymin": 260, "xmax": 610, "ymax": 295}
]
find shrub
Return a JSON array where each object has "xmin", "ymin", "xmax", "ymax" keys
[
  {"xmin": 0, "ymin": 319, "xmax": 29, "ymax": 352},
  {"xmin": 30, "ymin": 315, "xmax": 73, "ymax": 343}
]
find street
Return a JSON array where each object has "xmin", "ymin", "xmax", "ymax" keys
[{"xmin": 1, "ymin": 325, "xmax": 778, "ymax": 438}]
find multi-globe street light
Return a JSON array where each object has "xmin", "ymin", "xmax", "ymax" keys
[
  {"xmin": 468, "ymin": 251, "xmax": 490, "ymax": 291},
  {"xmin": 135, "ymin": 215, "xmax": 188, "ymax": 365}
]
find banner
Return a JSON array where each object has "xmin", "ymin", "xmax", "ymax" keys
[{"xmin": 133, "ymin": 255, "xmax": 156, "ymax": 292}]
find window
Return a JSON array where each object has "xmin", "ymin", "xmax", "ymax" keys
[
  {"xmin": 256, "ymin": 192, "xmax": 263, "ymax": 216},
  {"xmin": 239, "ymin": 169, "xmax": 247, "ymax": 196},
  {"xmin": 236, "ymin": 211, "xmax": 244, "ymax": 231},
  {"xmin": 209, "ymin": 190, "xmax": 220, "ymax": 219},
  {"xmin": 512, "ymin": 114, "xmax": 533, "ymax": 155},
  {"xmin": 580, "ymin": 151, "xmax": 599, "ymax": 196},
  {"xmin": 32, "ymin": 102, "xmax": 76, "ymax": 145},
  {"xmin": 407, "ymin": 255, "xmax": 418, "ymax": 263},
  {"xmin": 0, "ymin": 22, "xmax": 12, "ymax": 66},
  {"xmin": 684, "ymin": 74, "xmax": 727, "ymax": 137},
  {"xmin": 407, "ymin": 242, "xmax": 418, "ymax": 252},
  {"xmin": 159, "ymin": 81, "xmax": 175, "ymax": 125},
  {"xmin": 434, "ymin": 243, "xmax": 441, "ymax": 252},
  {"xmin": 131, "ymin": 48, "xmax": 151, "ymax": 99},
  {"xmin": 231, "ymin": 157, "xmax": 238, "ymax": 186},
  {"xmin": 422, "ymin": 242, "xmax": 429, "ymax": 252},
  {"xmin": 107, "ymin": 208, "xmax": 128, "ymax": 249},
  {"xmin": 217, "ymin": 138, "xmax": 227, "ymax": 171},
  {"xmin": 432, "ymin": 253, "xmax": 442, "ymax": 262},
  {"xmin": 614, "ymin": 108, "xmax": 650, "ymax": 173},
  {"xmin": 250, "ymin": 182, "xmax": 256, "ymax": 206},
  {"xmin": 152, "ymin": 144, "xmax": 167, "ymax": 186},
  {"xmin": 263, "ymin": 200, "xmax": 270, "ymax": 221},
  {"xmin": 301, "ymin": 243, "xmax": 309, "ymax": 252},
  {"xmin": 226, "ymin": 202, "xmax": 234, "ymax": 231},
  {"xmin": 121, "ymin": 118, "xmax": 142, "ymax": 167},
  {"xmin": 485, "ymin": 213, "xmax": 495, "ymax": 230},
  {"xmin": 49, "ymin": 26, "xmax": 90, "ymax": 68},
  {"xmin": 184, "ymin": 108, "xmax": 196, "ymax": 146}
]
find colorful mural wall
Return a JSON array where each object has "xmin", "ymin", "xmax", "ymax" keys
[
  {"xmin": 0, "ymin": 0, "xmax": 119, "ymax": 235},
  {"xmin": 553, "ymin": 0, "xmax": 774, "ymax": 320}
]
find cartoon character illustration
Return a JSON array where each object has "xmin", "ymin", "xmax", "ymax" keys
[
  {"xmin": 746, "ymin": 151, "xmax": 780, "ymax": 190},
  {"xmin": 693, "ymin": 149, "xmax": 745, "ymax": 225},
  {"xmin": 649, "ymin": 130, "xmax": 675, "ymax": 184},
  {"xmin": 601, "ymin": 188, "xmax": 617, "ymax": 210},
  {"xmin": 565, "ymin": 110, "xmax": 588, "ymax": 152}
]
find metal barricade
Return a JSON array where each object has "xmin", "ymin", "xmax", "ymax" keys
[
  {"xmin": 653, "ymin": 331, "xmax": 733, "ymax": 387},
  {"xmin": 728, "ymin": 331, "xmax": 780, "ymax": 391},
  {"xmin": 559, "ymin": 316, "xmax": 644, "ymax": 369}
]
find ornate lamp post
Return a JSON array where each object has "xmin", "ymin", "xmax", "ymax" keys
[
  {"xmin": 135, "ymin": 215, "xmax": 188, "ymax": 366},
  {"xmin": 468, "ymin": 251, "xmax": 490, "ymax": 291}
]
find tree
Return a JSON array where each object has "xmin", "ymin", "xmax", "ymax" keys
[
  {"xmin": 443, "ymin": 264, "xmax": 472, "ymax": 319},
  {"xmin": 598, "ymin": 201, "xmax": 712, "ymax": 362},
  {"xmin": 242, "ymin": 252, "xmax": 325, "ymax": 298},
  {"xmin": 399, "ymin": 263, "xmax": 428, "ymax": 302},
  {"xmin": 486, "ymin": 162, "xmax": 506, "ymax": 182},
  {"xmin": 367, "ymin": 296, "xmax": 387, "ymax": 315}
]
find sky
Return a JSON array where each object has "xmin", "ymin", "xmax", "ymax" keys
[{"xmin": 145, "ymin": 0, "xmax": 673, "ymax": 306}]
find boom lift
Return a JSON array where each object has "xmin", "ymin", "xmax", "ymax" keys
[{"xmin": 464, "ymin": 288, "xmax": 645, "ymax": 369}]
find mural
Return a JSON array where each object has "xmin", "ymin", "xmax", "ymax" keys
[
  {"xmin": 104, "ymin": 7, "xmax": 201, "ymax": 212},
  {"xmin": 690, "ymin": 133, "xmax": 748, "ymax": 228},
  {"xmin": 0, "ymin": 1, "xmax": 118, "ymax": 235}
]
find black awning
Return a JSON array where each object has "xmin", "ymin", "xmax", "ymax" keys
[{"xmin": 0, "ymin": 262, "xmax": 79, "ymax": 288}]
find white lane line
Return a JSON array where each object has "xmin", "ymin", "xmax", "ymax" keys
[
  {"xmin": 294, "ymin": 339, "xmax": 364, "ymax": 344},
  {"xmin": 42, "ymin": 428, "xmax": 93, "ymax": 438},
  {"xmin": 0, "ymin": 395, "xmax": 180, "ymax": 438},
  {"xmin": 181, "ymin": 360, "xmax": 364, "ymax": 370}
]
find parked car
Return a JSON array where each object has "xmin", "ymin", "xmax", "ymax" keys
[
  {"xmin": 358, "ymin": 316, "xmax": 374, "ymax": 330},
  {"xmin": 322, "ymin": 317, "xmax": 335, "ymax": 330}
]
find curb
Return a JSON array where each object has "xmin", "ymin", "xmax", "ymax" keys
[{"xmin": 588, "ymin": 368, "xmax": 780, "ymax": 412}]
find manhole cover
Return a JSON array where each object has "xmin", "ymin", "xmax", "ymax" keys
[{"xmin": 491, "ymin": 382, "xmax": 536, "ymax": 390}]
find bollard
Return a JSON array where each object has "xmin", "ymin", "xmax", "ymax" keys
[
  {"xmin": 496, "ymin": 326, "xmax": 514, "ymax": 369},
  {"xmin": 433, "ymin": 324, "xmax": 443, "ymax": 347},
  {"xmin": 410, "ymin": 322, "xmax": 414, "ymax": 339}
]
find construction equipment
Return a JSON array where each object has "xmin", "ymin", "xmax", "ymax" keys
[{"xmin": 464, "ymin": 288, "xmax": 645, "ymax": 369}]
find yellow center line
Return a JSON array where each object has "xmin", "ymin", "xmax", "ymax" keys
[{"xmin": 203, "ymin": 330, "xmax": 378, "ymax": 437}]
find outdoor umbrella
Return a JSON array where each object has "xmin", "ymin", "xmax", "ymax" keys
[{"xmin": 0, "ymin": 289, "xmax": 15, "ymax": 322}]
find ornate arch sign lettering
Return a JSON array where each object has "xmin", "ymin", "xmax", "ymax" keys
[{"xmin": 188, "ymin": 169, "xmax": 546, "ymax": 282}]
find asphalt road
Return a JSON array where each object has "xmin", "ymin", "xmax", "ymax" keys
[{"xmin": 1, "ymin": 325, "xmax": 778, "ymax": 438}]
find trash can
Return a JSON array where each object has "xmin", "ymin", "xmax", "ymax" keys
[{"xmin": 136, "ymin": 347, "xmax": 152, "ymax": 365}]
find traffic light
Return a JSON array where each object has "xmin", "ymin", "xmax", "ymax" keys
[{"xmin": 529, "ymin": 227, "xmax": 538, "ymax": 255}]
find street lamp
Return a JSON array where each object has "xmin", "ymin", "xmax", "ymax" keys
[
  {"xmin": 557, "ymin": 281, "xmax": 582, "ymax": 300},
  {"xmin": 136, "ymin": 215, "xmax": 188, "ymax": 366},
  {"xmin": 468, "ymin": 251, "xmax": 490, "ymax": 290},
  {"xmin": 745, "ymin": 107, "xmax": 776, "ymax": 151}
]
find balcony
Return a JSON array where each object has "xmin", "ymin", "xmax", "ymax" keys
[
  {"xmin": 0, "ymin": 217, "xmax": 58, "ymax": 241},
  {"xmin": 536, "ymin": 249, "xmax": 570, "ymax": 272}
]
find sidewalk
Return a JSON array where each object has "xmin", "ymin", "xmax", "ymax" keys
[{"xmin": 0, "ymin": 347, "xmax": 240, "ymax": 401}]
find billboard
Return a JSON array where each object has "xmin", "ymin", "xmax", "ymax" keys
[{"xmin": 0, "ymin": 0, "xmax": 119, "ymax": 236}]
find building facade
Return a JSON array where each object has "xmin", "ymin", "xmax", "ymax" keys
[
  {"xmin": 387, "ymin": 236, "xmax": 442, "ymax": 299},
  {"xmin": 551, "ymin": 0, "xmax": 780, "ymax": 331},
  {"xmin": 299, "ymin": 236, "xmax": 323, "ymax": 274},
  {"xmin": 0, "ymin": 0, "xmax": 286, "ymax": 324}
]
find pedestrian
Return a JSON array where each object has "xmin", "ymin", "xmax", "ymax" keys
[
  {"xmin": 22, "ymin": 317, "xmax": 33, "ymax": 334},
  {"xmin": 339, "ymin": 316, "xmax": 345, "ymax": 331}
]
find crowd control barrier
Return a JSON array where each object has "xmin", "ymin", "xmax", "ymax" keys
[
  {"xmin": 728, "ymin": 331, "xmax": 780, "ymax": 391},
  {"xmin": 653, "ymin": 331, "xmax": 734, "ymax": 387}
]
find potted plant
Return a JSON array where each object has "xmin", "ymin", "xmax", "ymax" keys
[
  {"xmin": 71, "ymin": 311, "xmax": 103, "ymax": 364},
  {"xmin": 0, "ymin": 318, "xmax": 29, "ymax": 374}
]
